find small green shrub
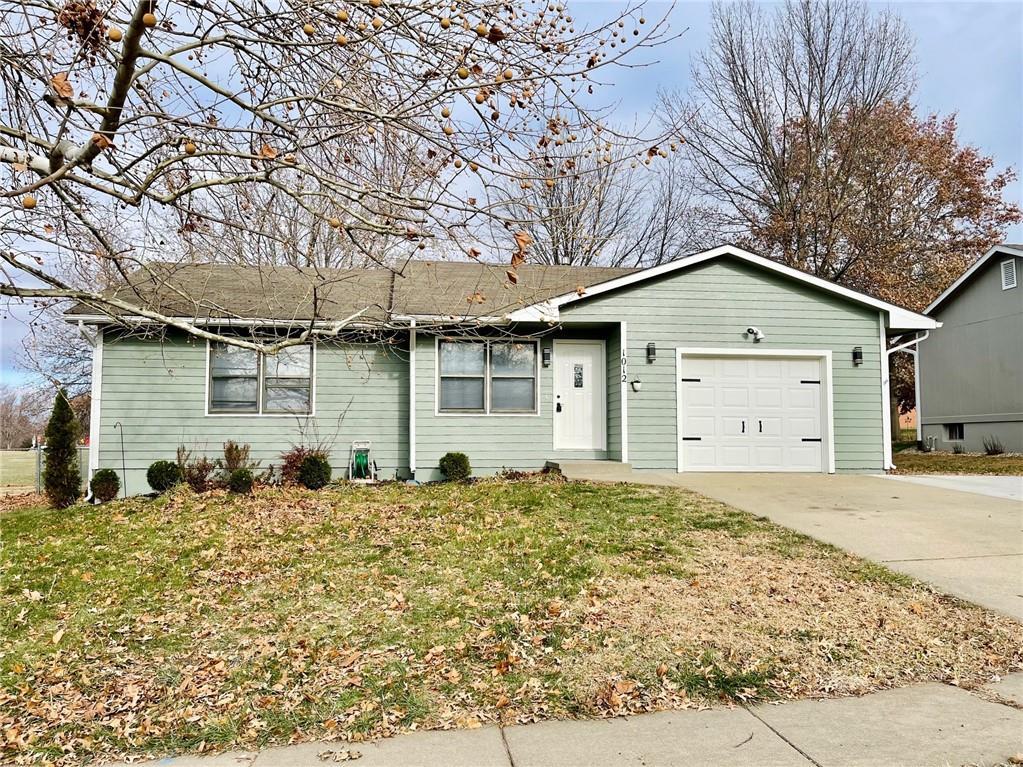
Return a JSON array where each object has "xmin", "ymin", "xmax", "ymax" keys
[
  {"xmin": 297, "ymin": 454, "xmax": 332, "ymax": 489},
  {"xmin": 439, "ymin": 451, "xmax": 471, "ymax": 482},
  {"xmin": 280, "ymin": 446, "xmax": 329, "ymax": 485},
  {"xmin": 952, "ymin": 443, "xmax": 965, "ymax": 455},
  {"xmin": 982, "ymin": 435, "xmax": 1005, "ymax": 456},
  {"xmin": 147, "ymin": 460, "xmax": 182, "ymax": 493},
  {"xmin": 90, "ymin": 468, "xmax": 120, "ymax": 503},
  {"xmin": 228, "ymin": 468, "xmax": 254, "ymax": 494}
]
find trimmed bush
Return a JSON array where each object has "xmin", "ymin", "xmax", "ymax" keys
[
  {"xmin": 42, "ymin": 389, "xmax": 81, "ymax": 509},
  {"xmin": 90, "ymin": 468, "xmax": 120, "ymax": 503},
  {"xmin": 228, "ymin": 468, "xmax": 254, "ymax": 494},
  {"xmin": 281, "ymin": 446, "xmax": 329, "ymax": 485},
  {"xmin": 298, "ymin": 455, "xmax": 332, "ymax": 489},
  {"xmin": 147, "ymin": 460, "xmax": 182, "ymax": 493},
  {"xmin": 439, "ymin": 451, "xmax": 471, "ymax": 482}
]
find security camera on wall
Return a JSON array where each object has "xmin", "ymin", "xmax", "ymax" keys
[{"xmin": 745, "ymin": 326, "xmax": 765, "ymax": 342}]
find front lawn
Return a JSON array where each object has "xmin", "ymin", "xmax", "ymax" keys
[
  {"xmin": 2, "ymin": 478, "xmax": 1020, "ymax": 765},
  {"xmin": 892, "ymin": 451, "xmax": 1023, "ymax": 475}
]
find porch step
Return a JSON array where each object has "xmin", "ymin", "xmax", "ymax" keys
[{"xmin": 545, "ymin": 459, "xmax": 633, "ymax": 482}]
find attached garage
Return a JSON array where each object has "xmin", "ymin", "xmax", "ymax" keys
[{"xmin": 676, "ymin": 350, "xmax": 833, "ymax": 473}]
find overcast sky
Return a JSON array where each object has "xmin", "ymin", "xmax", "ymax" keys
[{"xmin": 2, "ymin": 0, "xmax": 1021, "ymax": 388}]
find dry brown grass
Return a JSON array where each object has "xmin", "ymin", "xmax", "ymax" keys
[{"xmin": 2, "ymin": 479, "xmax": 1020, "ymax": 765}]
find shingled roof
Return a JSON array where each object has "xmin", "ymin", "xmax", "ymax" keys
[{"xmin": 66, "ymin": 260, "xmax": 637, "ymax": 323}]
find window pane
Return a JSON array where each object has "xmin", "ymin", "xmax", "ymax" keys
[
  {"xmin": 210, "ymin": 377, "xmax": 258, "ymax": 411},
  {"xmin": 491, "ymin": 377, "xmax": 535, "ymax": 412},
  {"xmin": 440, "ymin": 342, "xmax": 485, "ymax": 376},
  {"xmin": 492, "ymin": 342, "xmax": 535, "ymax": 376},
  {"xmin": 211, "ymin": 343, "xmax": 258, "ymax": 375},
  {"xmin": 439, "ymin": 377, "xmax": 484, "ymax": 410},
  {"xmin": 264, "ymin": 346, "xmax": 311, "ymax": 378},
  {"xmin": 264, "ymin": 385, "xmax": 311, "ymax": 413}
]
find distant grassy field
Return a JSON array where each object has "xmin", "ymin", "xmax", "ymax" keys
[{"xmin": 0, "ymin": 450, "xmax": 37, "ymax": 488}]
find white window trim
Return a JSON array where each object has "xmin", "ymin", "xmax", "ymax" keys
[
  {"xmin": 434, "ymin": 337, "xmax": 541, "ymax": 417},
  {"xmin": 1001, "ymin": 259, "xmax": 1018, "ymax": 290},
  {"xmin": 204, "ymin": 340, "xmax": 317, "ymax": 417},
  {"xmin": 674, "ymin": 347, "xmax": 836, "ymax": 475}
]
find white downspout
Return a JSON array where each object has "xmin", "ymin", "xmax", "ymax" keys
[
  {"xmin": 881, "ymin": 329, "xmax": 930, "ymax": 469},
  {"xmin": 78, "ymin": 321, "xmax": 103, "ymax": 499},
  {"xmin": 409, "ymin": 319, "xmax": 416, "ymax": 480}
]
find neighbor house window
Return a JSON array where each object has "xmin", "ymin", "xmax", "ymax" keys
[
  {"xmin": 209, "ymin": 342, "xmax": 312, "ymax": 415},
  {"xmin": 944, "ymin": 423, "xmax": 964, "ymax": 441},
  {"xmin": 438, "ymin": 340, "xmax": 537, "ymax": 414}
]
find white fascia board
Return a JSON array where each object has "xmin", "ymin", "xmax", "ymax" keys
[
  {"xmin": 924, "ymin": 245, "xmax": 1023, "ymax": 315},
  {"xmin": 516, "ymin": 245, "xmax": 938, "ymax": 331}
]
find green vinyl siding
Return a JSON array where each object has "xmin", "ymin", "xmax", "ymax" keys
[
  {"xmin": 98, "ymin": 332, "xmax": 409, "ymax": 494},
  {"xmin": 413, "ymin": 328, "xmax": 620, "ymax": 480},
  {"xmin": 561, "ymin": 257, "xmax": 885, "ymax": 472}
]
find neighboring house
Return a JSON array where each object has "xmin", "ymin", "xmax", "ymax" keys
[
  {"xmin": 67, "ymin": 245, "xmax": 936, "ymax": 494},
  {"xmin": 918, "ymin": 244, "xmax": 1023, "ymax": 453}
]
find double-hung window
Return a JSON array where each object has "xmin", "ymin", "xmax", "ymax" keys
[
  {"xmin": 208, "ymin": 342, "xmax": 313, "ymax": 414},
  {"xmin": 438, "ymin": 340, "xmax": 537, "ymax": 414}
]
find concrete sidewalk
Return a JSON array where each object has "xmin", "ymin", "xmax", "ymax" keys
[
  {"xmin": 884, "ymin": 473, "xmax": 1023, "ymax": 502},
  {"xmin": 117, "ymin": 677, "xmax": 1023, "ymax": 767}
]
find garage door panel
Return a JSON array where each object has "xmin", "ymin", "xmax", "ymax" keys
[
  {"xmin": 720, "ymin": 445, "xmax": 752, "ymax": 465},
  {"xmin": 722, "ymin": 416, "xmax": 746, "ymax": 436},
  {"xmin": 679, "ymin": 354, "xmax": 825, "ymax": 473},
  {"xmin": 754, "ymin": 387, "xmax": 783, "ymax": 408},
  {"xmin": 787, "ymin": 388, "xmax": 818, "ymax": 409},
  {"xmin": 751, "ymin": 359, "xmax": 783, "ymax": 379},
  {"xmin": 721, "ymin": 387, "xmax": 749, "ymax": 408},
  {"xmin": 720, "ymin": 358, "xmax": 750, "ymax": 378},
  {"xmin": 685, "ymin": 415, "xmax": 716, "ymax": 434},
  {"xmin": 686, "ymin": 386, "xmax": 716, "ymax": 407}
]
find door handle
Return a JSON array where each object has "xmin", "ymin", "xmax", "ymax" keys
[
  {"xmin": 741, "ymin": 420, "xmax": 745, "ymax": 434},
  {"xmin": 556, "ymin": 402, "xmax": 562, "ymax": 413},
  {"xmin": 758, "ymin": 420, "xmax": 762, "ymax": 433}
]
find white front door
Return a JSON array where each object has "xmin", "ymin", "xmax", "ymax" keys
[
  {"xmin": 678, "ymin": 355, "xmax": 825, "ymax": 472},
  {"xmin": 554, "ymin": 341, "xmax": 606, "ymax": 450}
]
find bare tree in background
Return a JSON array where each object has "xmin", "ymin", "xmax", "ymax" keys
[
  {"xmin": 664, "ymin": 0, "xmax": 916, "ymax": 278},
  {"xmin": 1, "ymin": 0, "xmax": 674, "ymax": 353},
  {"xmin": 502, "ymin": 135, "xmax": 709, "ymax": 267}
]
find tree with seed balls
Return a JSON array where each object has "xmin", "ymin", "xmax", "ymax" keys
[
  {"xmin": 43, "ymin": 389, "xmax": 81, "ymax": 509},
  {"xmin": 1, "ymin": 0, "xmax": 676, "ymax": 353}
]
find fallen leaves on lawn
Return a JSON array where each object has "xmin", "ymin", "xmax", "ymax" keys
[{"xmin": 1, "ymin": 478, "xmax": 1019, "ymax": 766}]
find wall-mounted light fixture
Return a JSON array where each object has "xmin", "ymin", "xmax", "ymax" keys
[
  {"xmin": 542, "ymin": 347, "xmax": 552, "ymax": 367},
  {"xmin": 631, "ymin": 379, "xmax": 643, "ymax": 392},
  {"xmin": 852, "ymin": 346, "xmax": 863, "ymax": 366},
  {"xmin": 646, "ymin": 343, "xmax": 656, "ymax": 363}
]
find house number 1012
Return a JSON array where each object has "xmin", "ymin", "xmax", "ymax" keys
[{"xmin": 621, "ymin": 353, "xmax": 627, "ymax": 383}]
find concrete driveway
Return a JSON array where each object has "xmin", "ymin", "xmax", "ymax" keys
[{"xmin": 670, "ymin": 473, "xmax": 1023, "ymax": 620}]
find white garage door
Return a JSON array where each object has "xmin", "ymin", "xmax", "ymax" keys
[{"xmin": 678, "ymin": 355, "xmax": 825, "ymax": 472}]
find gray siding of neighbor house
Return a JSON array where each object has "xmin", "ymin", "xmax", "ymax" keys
[
  {"xmin": 98, "ymin": 331, "xmax": 409, "ymax": 495},
  {"xmin": 412, "ymin": 326, "xmax": 623, "ymax": 481},
  {"xmin": 560, "ymin": 258, "xmax": 887, "ymax": 472},
  {"xmin": 919, "ymin": 254, "xmax": 1023, "ymax": 452}
]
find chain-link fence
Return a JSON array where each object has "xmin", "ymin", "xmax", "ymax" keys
[{"xmin": 0, "ymin": 446, "xmax": 89, "ymax": 494}]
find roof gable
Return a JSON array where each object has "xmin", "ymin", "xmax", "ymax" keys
[
  {"xmin": 508, "ymin": 245, "xmax": 937, "ymax": 331},
  {"xmin": 924, "ymin": 244, "xmax": 1023, "ymax": 316}
]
